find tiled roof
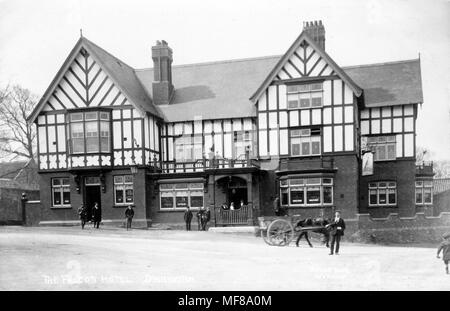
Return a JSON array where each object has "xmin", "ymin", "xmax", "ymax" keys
[
  {"xmin": 135, "ymin": 56, "xmax": 279, "ymax": 122},
  {"xmin": 134, "ymin": 56, "xmax": 423, "ymax": 122},
  {"xmin": 81, "ymin": 38, "xmax": 162, "ymax": 118},
  {"xmin": 434, "ymin": 178, "xmax": 450, "ymax": 194},
  {"xmin": 343, "ymin": 59, "xmax": 423, "ymax": 108}
]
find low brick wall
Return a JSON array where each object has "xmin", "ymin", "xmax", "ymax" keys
[
  {"xmin": 0, "ymin": 188, "xmax": 39, "ymax": 225},
  {"xmin": 346, "ymin": 212, "xmax": 450, "ymax": 244}
]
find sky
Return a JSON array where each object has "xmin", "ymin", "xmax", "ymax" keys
[{"xmin": 0, "ymin": 0, "xmax": 449, "ymax": 160}]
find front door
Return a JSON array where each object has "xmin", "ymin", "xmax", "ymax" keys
[
  {"xmin": 228, "ymin": 187, "xmax": 248, "ymax": 208},
  {"xmin": 84, "ymin": 177, "xmax": 101, "ymax": 220}
]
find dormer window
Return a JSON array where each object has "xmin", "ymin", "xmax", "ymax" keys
[{"xmin": 69, "ymin": 111, "xmax": 111, "ymax": 154}]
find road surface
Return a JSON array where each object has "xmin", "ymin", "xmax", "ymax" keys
[{"xmin": 0, "ymin": 226, "xmax": 448, "ymax": 290}]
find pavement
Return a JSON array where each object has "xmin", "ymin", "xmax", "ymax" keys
[{"xmin": 0, "ymin": 226, "xmax": 449, "ymax": 291}]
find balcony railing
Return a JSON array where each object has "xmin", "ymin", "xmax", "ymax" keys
[
  {"xmin": 153, "ymin": 156, "xmax": 260, "ymax": 174},
  {"xmin": 278, "ymin": 157, "xmax": 336, "ymax": 172},
  {"xmin": 416, "ymin": 161, "xmax": 434, "ymax": 176}
]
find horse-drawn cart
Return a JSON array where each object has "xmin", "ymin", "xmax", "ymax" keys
[{"xmin": 258, "ymin": 215, "xmax": 329, "ymax": 247}]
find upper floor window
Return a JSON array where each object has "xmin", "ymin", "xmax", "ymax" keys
[
  {"xmin": 415, "ymin": 180, "xmax": 433, "ymax": 205},
  {"xmin": 70, "ymin": 111, "xmax": 110, "ymax": 154},
  {"xmin": 290, "ymin": 128, "xmax": 321, "ymax": 157},
  {"xmin": 369, "ymin": 181, "xmax": 397, "ymax": 206},
  {"xmin": 174, "ymin": 135, "xmax": 203, "ymax": 162},
  {"xmin": 234, "ymin": 130, "xmax": 252, "ymax": 158},
  {"xmin": 287, "ymin": 83, "xmax": 323, "ymax": 109},
  {"xmin": 367, "ymin": 135, "xmax": 396, "ymax": 161}
]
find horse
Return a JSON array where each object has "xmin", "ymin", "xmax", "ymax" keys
[{"xmin": 294, "ymin": 217, "xmax": 330, "ymax": 248}]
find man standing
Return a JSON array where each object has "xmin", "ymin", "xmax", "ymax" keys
[
  {"xmin": 202, "ymin": 207, "xmax": 211, "ymax": 231},
  {"xmin": 92, "ymin": 202, "xmax": 102, "ymax": 229},
  {"xmin": 184, "ymin": 206, "xmax": 193, "ymax": 231},
  {"xmin": 125, "ymin": 205, "xmax": 134, "ymax": 231},
  {"xmin": 197, "ymin": 207, "xmax": 205, "ymax": 231},
  {"xmin": 326, "ymin": 211, "xmax": 346, "ymax": 255},
  {"xmin": 437, "ymin": 233, "xmax": 450, "ymax": 274},
  {"xmin": 77, "ymin": 204, "xmax": 87, "ymax": 229}
]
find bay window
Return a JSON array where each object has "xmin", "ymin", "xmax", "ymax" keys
[
  {"xmin": 280, "ymin": 177, "xmax": 333, "ymax": 207},
  {"xmin": 69, "ymin": 111, "xmax": 111, "ymax": 154},
  {"xmin": 368, "ymin": 181, "xmax": 397, "ymax": 206}
]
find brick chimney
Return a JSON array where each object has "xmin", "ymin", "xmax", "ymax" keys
[
  {"xmin": 303, "ymin": 20, "xmax": 325, "ymax": 50},
  {"xmin": 152, "ymin": 40, "xmax": 174, "ymax": 105}
]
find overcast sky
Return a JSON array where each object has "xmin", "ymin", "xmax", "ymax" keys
[{"xmin": 0, "ymin": 0, "xmax": 449, "ymax": 160}]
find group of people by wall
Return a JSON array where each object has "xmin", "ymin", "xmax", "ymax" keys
[{"xmin": 184, "ymin": 206, "xmax": 210, "ymax": 231}]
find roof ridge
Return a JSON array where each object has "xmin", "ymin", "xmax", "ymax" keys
[
  {"xmin": 135, "ymin": 54, "xmax": 282, "ymax": 72},
  {"xmin": 342, "ymin": 58, "xmax": 420, "ymax": 70},
  {"xmin": 82, "ymin": 37, "xmax": 136, "ymax": 72}
]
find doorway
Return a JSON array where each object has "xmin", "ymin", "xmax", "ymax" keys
[
  {"xmin": 228, "ymin": 187, "xmax": 248, "ymax": 209},
  {"xmin": 84, "ymin": 177, "xmax": 101, "ymax": 220}
]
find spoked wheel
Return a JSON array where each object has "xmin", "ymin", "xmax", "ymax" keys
[
  {"xmin": 267, "ymin": 219, "xmax": 294, "ymax": 246},
  {"xmin": 260, "ymin": 229, "xmax": 274, "ymax": 245}
]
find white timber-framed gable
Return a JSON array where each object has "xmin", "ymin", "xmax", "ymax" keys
[
  {"xmin": 252, "ymin": 32, "xmax": 362, "ymax": 158},
  {"xmin": 31, "ymin": 37, "xmax": 161, "ymax": 171}
]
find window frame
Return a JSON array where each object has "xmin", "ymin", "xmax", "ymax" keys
[
  {"xmin": 289, "ymin": 128, "xmax": 321, "ymax": 157},
  {"xmin": 51, "ymin": 177, "xmax": 71, "ymax": 208},
  {"xmin": 69, "ymin": 110, "xmax": 111, "ymax": 155},
  {"xmin": 368, "ymin": 181, "xmax": 397, "ymax": 207},
  {"xmin": 113, "ymin": 175, "xmax": 134, "ymax": 205},
  {"xmin": 159, "ymin": 183, "xmax": 204, "ymax": 210},
  {"xmin": 280, "ymin": 177, "xmax": 333, "ymax": 208},
  {"xmin": 366, "ymin": 135, "xmax": 397, "ymax": 162},
  {"xmin": 415, "ymin": 180, "xmax": 433, "ymax": 205},
  {"xmin": 286, "ymin": 83, "xmax": 324, "ymax": 110}
]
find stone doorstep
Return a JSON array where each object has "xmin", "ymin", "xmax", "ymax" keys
[{"xmin": 208, "ymin": 226, "xmax": 259, "ymax": 235}]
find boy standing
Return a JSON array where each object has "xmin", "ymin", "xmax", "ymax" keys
[{"xmin": 437, "ymin": 233, "xmax": 450, "ymax": 274}]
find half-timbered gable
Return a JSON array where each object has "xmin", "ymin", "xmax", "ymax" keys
[
  {"xmin": 30, "ymin": 37, "xmax": 162, "ymax": 171},
  {"xmin": 251, "ymin": 22, "xmax": 362, "ymax": 159}
]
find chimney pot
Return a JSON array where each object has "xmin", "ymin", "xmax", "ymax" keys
[{"xmin": 302, "ymin": 20, "xmax": 326, "ymax": 50}]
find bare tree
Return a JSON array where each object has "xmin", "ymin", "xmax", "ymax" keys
[{"xmin": 0, "ymin": 85, "xmax": 38, "ymax": 161}]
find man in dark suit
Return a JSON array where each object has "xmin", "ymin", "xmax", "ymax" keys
[
  {"xmin": 92, "ymin": 202, "xmax": 102, "ymax": 229},
  {"xmin": 184, "ymin": 207, "xmax": 193, "ymax": 231},
  {"xmin": 326, "ymin": 211, "xmax": 346, "ymax": 255}
]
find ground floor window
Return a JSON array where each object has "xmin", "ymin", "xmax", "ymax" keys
[
  {"xmin": 114, "ymin": 175, "xmax": 134, "ymax": 205},
  {"xmin": 280, "ymin": 177, "xmax": 333, "ymax": 207},
  {"xmin": 51, "ymin": 178, "xmax": 70, "ymax": 207},
  {"xmin": 160, "ymin": 182, "xmax": 204, "ymax": 210},
  {"xmin": 368, "ymin": 181, "xmax": 397, "ymax": 206},
  {"xmin": 415, "ymin": 180, "xmax": 433, "ymax": 205}
]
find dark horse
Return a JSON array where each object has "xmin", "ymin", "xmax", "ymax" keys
[{"xmin": 294, "ymin": 217, "xmax": 330, "ymax": 248}]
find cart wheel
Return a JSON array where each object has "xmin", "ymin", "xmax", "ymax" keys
[
  {"xmin": 267, "ymin": 219, "xmax": 294, "ymax": 246},
  {"xmin": 260, "ymin": 228, "xmax": 273, "ymax": 245}
]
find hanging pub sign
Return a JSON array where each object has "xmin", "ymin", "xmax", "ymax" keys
[{"xmin": 362, "ymin": 151, "xmax": 374, "ymax": 176}]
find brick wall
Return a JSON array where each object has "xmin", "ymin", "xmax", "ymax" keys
[
  {"xmin": 359, "ymin": 159, "xmax": 416, "ymax": 217},
  {"xmin": 345, "ymin": 212, "xmax": 450, "ymax": 243},
  {"xmin": 0, "ymin": 188, "xmax": 39, "ymax": 225}
]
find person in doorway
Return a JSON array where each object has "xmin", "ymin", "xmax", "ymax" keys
[
  {"xmin": 229, "ymin": 202, "xmax": 235, "ymax": 210},
  {"xmin": 125, "ymin": 205, "xmax": 134, "ymax": 230},
  {"xmin": 77, "ymin": 204, "xmax": 87, "ymax": 229},
  {"xmin": 184, "ymin": 206, "xmax": 193, "ymax": 231},
  {"xmin": 437, "ymin": 233, "xmax": 450, "ymax": 274},
  {"xmin": 239, "ymin": 199, "xmax": 246, "ymax": 209},
  {"xmin": 221, "ymin": 203, "xmax": 229, "ymax": 210},
  {"xmin": 326, "ymin": 211, "xmax": 346, "ymax": 255},
  {"xmin": 92, "ymin": 202, "xmax": 102, "ymax": 229}
]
